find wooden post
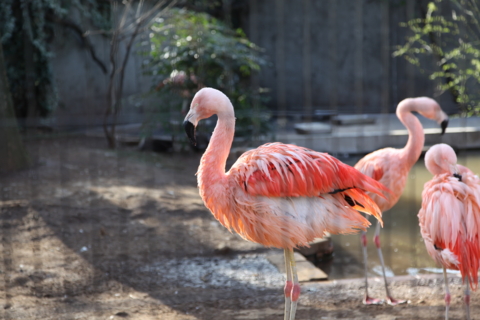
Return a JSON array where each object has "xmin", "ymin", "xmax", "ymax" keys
[
  {"xmin": 275, "ymin": 0, "xmax": 286, "ymax": 128},
  {"xmin": 381, "ymin": 1, "xmax": 390, "ymax": 113},
  {"xmin": 302, "ymin": 0, "xmax": 312, "ymax": 120},
  {"xmin": 406, "ymin": 0, "xmax": 414, "ymax": 98},
  {"xmin": 354, "ymin": 0, "xmax": 364, "ymax": 115}
]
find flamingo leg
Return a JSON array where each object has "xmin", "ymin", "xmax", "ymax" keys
[
  {"xmin": 361, "ymin": 216, "xmax": 383, "ymax": 305},
  {"xmin": 289, "ymin": 249, "xmax": 300, "ymax": 320},
  {"xmin": 283, "ymin": 249, "xmax": 292, "ymax": 320},
  {"xmin": 373, "ymin": 220, "xmax": 407, "ymax": 305},
  {"xmin": 283, "ymin": 249, "xmax": 300, "ymax": 320},
  {"xmin": 465, "ymin": 278, "xmax": 470, "ymax": 320},
  {"xmin": 443, "ymin": 267, "xmax": 451, "ymax": 320}
]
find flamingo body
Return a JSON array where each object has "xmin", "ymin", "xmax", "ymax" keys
[
  {"xmin": 419, "ymin": 143, "xmax": 480, "ymax": 288},
  {"xmin": 184, "ymin": 87, "xmax": 389, "ymax": 320},
  {"xmin": 354, "ymin": 148, "xmax": 408, "ymax": 212},
  {"xmin": 355, "ymin": 97, "xmax": 449, "ymax": 211},
  {"xmin": 354, "ymin": 97, "xmax": 449, "ymax": 305},
  {"xmin": 203, "ymin": 142, "xmax": 386, "ymax": 249}
]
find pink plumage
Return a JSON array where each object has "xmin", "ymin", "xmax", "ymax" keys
[
  {"xmin": 184, "ymin": 87, "xmax": 389, "ymax": 320},
  {"xmin": 214, "ymin": 142, "xmax": 387, "ymax": 249},
  {"xmin": 353, "ymin": 97, "xmax": 449, "ymax": 305},
  {"xmin": 190, "ymin": 89, "xmax": 387, "ymax": 249},
  {"xmin": 355, "ymin": 97, "xmax": 449, "ymax": 212},
  {"xmin": 419, "ymin": 143, "xmax": 480, "ymax": 319},
  {"xmin": 419, "ymin": 143, "xmax": 480, "ymax": 287}
]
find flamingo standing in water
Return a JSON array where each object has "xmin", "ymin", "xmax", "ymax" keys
[
  {"xmin": 184, "ymin": 88, "xmax": 390, "ymax": 320},
  {"xmin": 354, "ymin": 97, "xmax": 449, "ymax": 305},
  {"xmin": 419, "ymin": 143, "xmax": 480, "ymax": 320}
]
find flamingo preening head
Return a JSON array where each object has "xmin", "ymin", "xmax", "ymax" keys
[
  {"xmin": 424, "ymin": 143, "xmax": 458, "ymax": 176},
  {"xmin": 354, "ymin": 96, "xmax": 449, "ymax": 305},
  {"xmin": 184, "ymin": 87, "xmax": 391, "ymax": 320}
]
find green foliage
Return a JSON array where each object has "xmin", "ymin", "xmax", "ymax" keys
[
  {"xmin": 1, "ymin": 0, "xmax": 58, "ymax": 118},
  {"xmin": 394, "ymin": 0, "xmax": 480, "ymax": 115},
  {"xmin": 0, "ymin": 0, "xmax": 110, "ymax": 118},
  {"xmin": 145, "ymin": 8, "xmax": 270, "ymax": 143}
]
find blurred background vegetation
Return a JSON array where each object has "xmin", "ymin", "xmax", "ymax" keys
[
  {"xmin": 395, "ymin": 0, "xmax": 480, "ymax": 116},
  {"xmin": 0, "ymin": 0, "xmax": 110, "ymax": 119},
  {"xmin": 144, "ymin": 7, "xmax": 270, "ymax": 146},
  {"xmin": 0, "ymin": 0, "xmax": 270, "ymax": 152},
  {"xmin": 2, "ymin": 0, "xmax": 480, "ymax": 160}
]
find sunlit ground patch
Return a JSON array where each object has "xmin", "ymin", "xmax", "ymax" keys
[{"xmin": 138, "ymin": 254, "xmax": 284, "ymax": 289}]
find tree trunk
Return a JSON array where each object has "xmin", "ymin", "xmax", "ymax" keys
[{"xmin": 0, "ymin": 41, "xmax": 30, "ymax": 173}]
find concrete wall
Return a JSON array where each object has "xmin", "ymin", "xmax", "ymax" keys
[
  {"xmin": 47, "ymin": 1, "xmax": 459, "ymax": 130},
  {"xmin": 49, "ymin": 9, "xmax": 153, "ymax": 129},
  {"xmin": 245, "ymin": 0, "xmax": 458, "ymax": 115}
]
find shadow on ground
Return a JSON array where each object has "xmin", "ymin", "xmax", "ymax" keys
[{"xmin": 0, "ymin": 135, "xmax": 478, "ymax": 320}]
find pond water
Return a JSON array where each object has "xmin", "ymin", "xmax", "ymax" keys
[{"xmin": 317, "ymin": 149, "xmax": 480, "ymax": 280}]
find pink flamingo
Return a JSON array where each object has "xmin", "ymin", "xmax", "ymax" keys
[
  {"xmin": 419, "ymin": 143, "xmax": 480, "ymax": 320},
  {"xmin": 183, "ymin": 87, "xmax": 390, "ymax": 320},
  {"xmin": 354, "ymin": 97, "xmax": 449, "ymax": 305}
]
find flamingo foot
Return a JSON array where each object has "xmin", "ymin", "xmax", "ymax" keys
[
  {"xmin": 464, "ymin": 285, "xmax": 470, "ymax": 320},
  {"xmin": 284, "ymin": 280, "xmax": 292, "ymax": 320},
  {"xmin": 289, "ymin": 283, "xmax": 301, "ymax": 320},
  {"xmin": 363, "ymin": 295, "xmax": 384, "ymax": 305},
  {"xmin": 386, "ymin": 296, "xmax": 408, "ymax": 306}
]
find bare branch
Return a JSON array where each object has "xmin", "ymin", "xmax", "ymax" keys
[
  {"xmin": 103, "ymin": 0, "xmax": 178, "ymax": 148},
  {"xmin": 83, "ymin": 29, "xmax": 111, "ymax": 37},
  {"xmin": 118, "ymin": 0, "xmax": 177, "ymax": 36},
  {"xmin": 136, "ymin": 0, "xmax": 145, "ymax": 18},
  {"xmin": 118, "ymin": 0, "xmax": 133, "ymax": 31},
  {"xmin": 144, "ymin": 0, "xmax": 178, "ymax": 27},
  {"xmin": 136, "ymin": 0, "xmax": 169, "ymax": 23},
  {"xmin": 51, "ymin": 15, "xmax": 108, "ymax": 74}
]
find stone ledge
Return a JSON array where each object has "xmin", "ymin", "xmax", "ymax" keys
[{"xmin": 266, "ymin": 251, "xmax": 328, "ymax": 282}]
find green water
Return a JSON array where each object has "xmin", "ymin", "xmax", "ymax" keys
[{"xmin": 320, "ymin": 150, "xmax": 480, "ymax": 280}]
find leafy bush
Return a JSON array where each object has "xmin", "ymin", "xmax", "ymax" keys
[
  {"xmin": 0, "ymin": 0, "xmax": 110, "ymax": 119},
  {"xmin": 145, "ymin": 8, "xmax": 270, "ymax": 144}
]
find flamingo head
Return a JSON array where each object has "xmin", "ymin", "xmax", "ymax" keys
[
  {"xmin": 425, "ymin": 143, "xmax": 458, "ymax": 175},
  {"xmin": 183, "ymin": 87, "xmax": 233, "ymax": 145},
  {"xmin": 399, "ymin": 97, "xmax": 449, "ymax": 134},
  {"xmin": 439, "ymin": 117, "xmax": 449, "ymax": 135},
  {"xmin": 413, "ymin": 97, "xmax": 449, "ymax": 134}
]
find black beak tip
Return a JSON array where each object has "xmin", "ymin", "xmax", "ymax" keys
[
  {"xmin": 183, "ymin": 120, "xmax": 197, "ymax": 146},
  {"xmin": 440, "ymin": 119, "xmax": 449, "ymax": 135}
]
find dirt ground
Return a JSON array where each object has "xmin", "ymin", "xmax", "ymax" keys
[{"xmin": 0, "ymin": 135, "xmax": 478, "ymax": 320}]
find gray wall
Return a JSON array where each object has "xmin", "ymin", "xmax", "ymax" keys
[
  {"xmin": 49, "ymin": 9, "xmax": 153, "ymax": 129},
  {"xmin": 245, "ymin": 0, "xmax": 458, "ymax": 115},
  {"xmin": 48, "ymin": 0, "xmax": 459, "ymax": 130}
]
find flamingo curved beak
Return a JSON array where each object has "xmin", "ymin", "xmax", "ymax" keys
[
  {"xmin": 183, "ymin": 120, "xmax": 196, "ymax": 145},
  {"xmin": 440, "ymin": 119, "xmax": 448, "ymax": 135}
]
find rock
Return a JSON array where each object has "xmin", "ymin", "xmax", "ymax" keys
[
  {"xmin": 296, "ymin": 234, "xmax": 333, "ymax": 260},
  {"xmin": 266, "ymin": 251, "xmax": 328, "ymax": 282},
  {"xmin": 331, "ymin": 114, "xmax": 376, "ymax": 125},
  {"xmin": 294, "ymin": 122, "xmax": 332, "ymax": 134}
]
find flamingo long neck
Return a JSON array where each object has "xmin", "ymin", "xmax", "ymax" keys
[
  {"xmin": 198, "ymin": 112, "xmax": 235, "ymax": 190},
  {"xmin": 397, "ymin": 102, "xmax": 425, "ymax": 168}
]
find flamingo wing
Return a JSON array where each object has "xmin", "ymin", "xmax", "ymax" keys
[
  {"xmin": 354, "ymin": 155, "xmax": 384, "ymax": 182},
  {"xmin": 228, "ymin": 143, "xmax": 389, "ymax": 217},
  {"xmin": 458, "ymin": 164, "xmax": 480, "ymax": 184},
  {"xmin": 419, "ymin": 172, "xmax": 480, "ymax": 288}
]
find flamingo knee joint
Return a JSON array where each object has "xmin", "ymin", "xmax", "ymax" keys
[
  {"xmin": 284, "ymin": 281, "xmax": 293, "ymax": 298},
  {"xmin": 373, "ymin": 235, "xmax": 381, "ymax": 248},
  {"xmin": 291, "ymin": 284, "xmax": 301, "ymax": 302}
]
